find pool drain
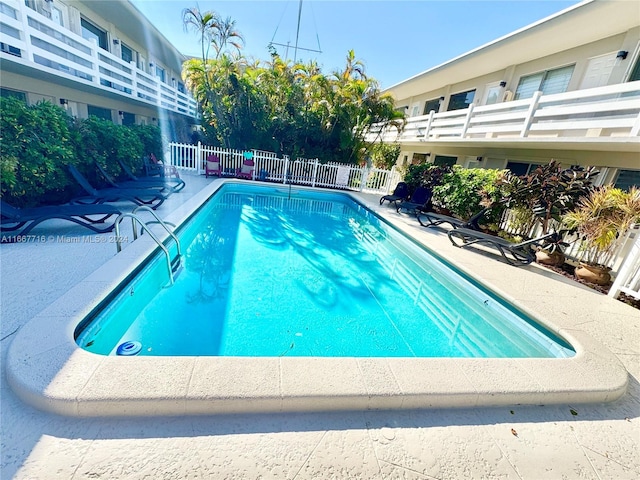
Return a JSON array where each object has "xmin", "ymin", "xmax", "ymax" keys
[{"xmin": 116, "ymin": 341, "xmax": 142, "ymax": 356}]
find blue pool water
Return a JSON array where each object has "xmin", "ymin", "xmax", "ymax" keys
[{"xmin": 76, "ymin": 184, "xmax": 574, "ymax": 358}]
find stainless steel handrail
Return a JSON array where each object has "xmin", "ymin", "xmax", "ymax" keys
[
  {"xmin": 131, "ymin": 205, "xmax": 181, "ymax": 257},
  {"xmin": 113, "ymin": 212, "xmax": 179, "ymax": 286}
]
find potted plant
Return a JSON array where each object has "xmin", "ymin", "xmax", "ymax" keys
[
  {"xmin": 562, "ymin": 186, "xmax": 640, "ymax": 285},
  {"xmin": 501, "ymin": 160, "xmax": 597, "ymax": 266}
]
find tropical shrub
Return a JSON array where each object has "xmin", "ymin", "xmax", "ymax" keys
[
  {"xmin": 403, "ymin": 163, "xmax": 451, "ymax": 192},
  {"xmin": 182, "ymin": 6, "xmax": 404, "ymax": 164},
  {"xmin": 0, "ymin": 98, "xmax": 160, "ymax": 206},
  {"xmin": 74, "ymin": 116, "xmax": 144, "ymax": 184},
  {"xmin": 368, "ymin": 143, "xmax": 400, "ymax": 169},
  {"xmin": 563, "ymin": 186, "xmax": 640, "ymax": 266},
  {"xmin": 432, "ymin": 166, "xmax": 508, "ymax": 225},
  {"xmin": 501, "ymin": 160, "xmax": 597, "ymax": 234},
  {"xmin": 0, "ymin": 98, "xmax": 76, "ymax": 206},
  {"xmin": 130, "ymin": 124, "xmax": 163, "ymax": 159}
]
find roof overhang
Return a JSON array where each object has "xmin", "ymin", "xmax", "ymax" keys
[{"xmin": 386, "ymin": 0, "xmax": 640, "ymax": 99}]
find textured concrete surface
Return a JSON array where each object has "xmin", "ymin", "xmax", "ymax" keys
[{"xmin": 2, "ymin": 173, "xmax": 639, "ymax": 479}]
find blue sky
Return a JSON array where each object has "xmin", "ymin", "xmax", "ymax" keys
[{"xmin": 130, "ymin": 0, "xmax": 581, "ymax": 89}]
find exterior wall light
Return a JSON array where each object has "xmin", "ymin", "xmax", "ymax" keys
[
  {"xmin": 59, "ymin": 98, "xmax": 68, "ymax": 105},
  {"xmin": 616, "ymin": 50, "xmax": 628, "ymax": 60},
  {"xmin": 499, "ymin": 81, "xmax": 507, "ymax": 87},
  {"xmin": 113, "ymin": 39, "xmax": 120, "ymax": 45}
]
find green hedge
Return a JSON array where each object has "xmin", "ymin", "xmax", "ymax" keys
[
  {"xmin": 432, "ymin": 165, "xmax": 509, "ymax": 226},
  {"xmin": 0, "ymin": 98, "xmax": 162, "ymax": 207}
]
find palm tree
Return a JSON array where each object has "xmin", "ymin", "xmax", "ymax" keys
[
  {"xmin": 212, "ymin": 16, "xmax": 244, "ymax": 59},
  {"xmin": 182, "ymin": 7, "xmax": 220, "ymax": 65}
]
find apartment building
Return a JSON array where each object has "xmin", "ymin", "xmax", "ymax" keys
[
  {"xmin": 371, "ymin": 0, "xmax": 640, "ymax": 190},
  {"xmin": 0, "ymin": 0, "xmax": 198, "ymax": 142}
]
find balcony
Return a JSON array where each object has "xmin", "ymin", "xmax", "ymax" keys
[
  {"xmin": 369, "ymin": 82, "xmax": 640, "ymax": 153},
  {"xmin": 0, "ymin": 0, "xmax": 198, "ymax": 118}
]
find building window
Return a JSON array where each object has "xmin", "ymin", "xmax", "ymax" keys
[
  {"xmin": 0, "ymin": 42, "xmax": 21, "ymax": 57},
  {"xmin": 1, "ymin": 88, "xmax": 26, "ymax": 102},
  {"xmin": 514, "ymin": 65, "xmax": 575, "ymax": 100},
  {"xmin": 0, "ymin": 2, "xmax": 17, "ymax": 19},
  {"xmin": 628, "ymin": 56, "xmax": 640, "ymax": 82},
  {"xmin": 447, "ymin": 90, "xmax": 475, "ymax": 111},
  {"xmin": 155, "ymin": 65, "xmax": 165, "ymax": 82},
  {"xmin": 433, "ymin": 155, "xmax": 457, "ymax": 167},
  {"xmin": 506, "ymin": 161, "xmax": 541, "ymax": 176},
  {"xmin": 87, "ymin": 105, "xmax": 112, "ymax": 121},
  {"xmin": 177, "ymin": 82, "xmax": 186, "ymax": 94},
  {"xmin": 423, "ymin": 98, "xmax": 441, "ymax": 115},
  {"xmin": 121, "ymin": 112, "xmax": 136, "ymax": 126},
  {"xmin": 614, "ymin": 169, "xmax": 640, "ymax": 191},
  {"xmin": 121, "ymin": 43, "xmax": 133, "ymax": 64},
  {"xmin": 411, "ymin": 153, "xmax": 429, "ymax": 165},
  {"xmin": 80, "ymin": 18, "xmax": 107, "ymax": 50}
]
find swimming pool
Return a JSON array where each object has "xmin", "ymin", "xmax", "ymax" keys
[
  {"xmin": 6, "ymin": 178, "xmax": 629, "ymax": 416},
  {"xmin": 75, "ymin": 183, "xmax": 573, "ymax": 358}
]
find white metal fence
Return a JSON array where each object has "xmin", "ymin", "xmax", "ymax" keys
[
  {"xmin": 608, "ymin": 225, "xmax": 640, "ymax": 301},
  {"xmin": 167, "ymin": 142, "xmax": 402, "ymax": 195}
]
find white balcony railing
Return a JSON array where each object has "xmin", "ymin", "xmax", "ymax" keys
[
  {"xmin": 0, "ymin": 0, "xmax": 198, "ymax": 118},
  {"xmin": 368, "ymin": 81, "xmax": 640, "ymax": 145}
]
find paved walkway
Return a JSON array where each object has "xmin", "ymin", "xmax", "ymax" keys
[{"xmin": 1, "ymin": 174, "xmax": 638, "ymax": 479}]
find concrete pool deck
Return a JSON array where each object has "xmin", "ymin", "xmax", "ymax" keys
[{"xmin": 2, "ymin": 173, "xmax": 639, "ymax": 478}]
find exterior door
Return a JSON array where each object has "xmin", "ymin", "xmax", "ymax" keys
[
  {"xmin": 51, "ymin": 2, "xmax": 68, "ymax": 27},
  {"xmin": 580, "ymin": 52, "xmax": 617, "ymax": 89},
  {"xmin": 482, "ymin": 82, "xmax": 502, "ymax": 105}
]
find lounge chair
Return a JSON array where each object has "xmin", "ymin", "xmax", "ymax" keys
[
  {"xmin": 67, "ymin": 165, "xmax": 166, "ymax": 210},
  {"xmin": 1, "ymin": 200, "xmax": 121, "ymax": 239},
  {"xmin": 396, "ymin": 187, "xmax": 432, "ymax": 215},
  {"xmin": 380, "ymin": 182, "xmax": 409, "ymax": 206},
  {"xmin": 447, "ymin": 228, "xmax": 555, "ymax": 266},
  {"xmin": 236, "ymin": 155, "xmax": 255, "ymax": 180},
  {"xmin": 95, "ymin": 162, "xmax": 178, "ymax": 196},
  {"xmin": 205, "ymin": 154, "xmax": 222, "ymax": 178},
  {"xmin": 144, "ymin": 153, "xmax": 180, "ymax": 178},
  {"xmin": 117, "ymin": 159, "xmax": 185, "ymax": 192},
  {"xmin": 417, "ymin": 206, "xmax": 489, "ymax": 230}
]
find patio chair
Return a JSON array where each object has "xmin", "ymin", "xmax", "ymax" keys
[
  {"xmin": 379, "ymin": 182, "xmax": 409, "ymax": 206},
  {"xmin": 67, "ymin": 165, "xmax": 166, "ymax": 210},
  {"xmin": 117, "ymin": 159, "xmax": 185, "ymax": 192},
  {"xmin": 205, "ymin": 154, "xmax": 222, "ymax": 178},
  {"xmin": 447, "ymin": 227, "xmax": 556, "ymax": 266},
  {"xmin": 144, "ymin": 153, "xmax": 181, "ymax": 178},
  {"xmin": 396, "ymin": 187, "xmax": 433, "ymax": 215},
  {"xmin": 417, "ymin": 206, "xmax": 489, "ymax": 231},
  {"xmin": 95, "ymin": 162, "xmax": 177, "ymax": 196},
  {"xmin": 236, "ymin": 156, "xmax": 255, "ymax": 180},
  {"xmin": 1, "ymin": 200, "xmax": 121, "ymax": 239}
]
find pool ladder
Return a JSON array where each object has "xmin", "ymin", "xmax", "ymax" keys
[{"xmin": 113, "ymin": 206, "xmax": 182, "ymax": 286}]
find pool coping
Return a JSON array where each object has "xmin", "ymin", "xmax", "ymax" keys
[{"xmin": 6, "ymin": 179, "xmax": 629, "ymax": 416}]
